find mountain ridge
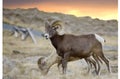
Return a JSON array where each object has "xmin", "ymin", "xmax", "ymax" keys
[{"xmin": 3, "ymin": 8, "xmax": 118, "ymax": 36}]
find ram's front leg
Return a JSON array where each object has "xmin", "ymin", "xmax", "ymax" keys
[
  {"xmin": 57, "ymin": 59, "xmax": 62, "ymax": 70},
  {"xmin": 61, "ymin": 53, "xmax": 70, "ymax": 74}
]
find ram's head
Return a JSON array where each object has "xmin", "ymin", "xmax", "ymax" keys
[{"xmin": 44, "ymin": 19, "xmax": 62, "ymax": 39}]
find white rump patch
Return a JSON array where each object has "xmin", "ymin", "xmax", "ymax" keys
[{"xmin": 94, "ymin": 34, "xmax": 105, "ymax": 45}]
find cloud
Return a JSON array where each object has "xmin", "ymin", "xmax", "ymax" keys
[
  {"xmin": 4, "ymin": 0, "xmax": 117, "ymax": 6},
  {"xmin": 3, "ymin": 0, "xmax": 41, "ymax": 5}
]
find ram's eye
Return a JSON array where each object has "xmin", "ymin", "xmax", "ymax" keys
[{"xmin": 52, "ymin": 27, "xmax": 58, "ymax": 30}]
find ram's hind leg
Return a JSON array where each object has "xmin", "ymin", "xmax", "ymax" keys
[
  {"xmin": 98, "ymin": 51, "xmax": 111, "ymax": 73},
  {"xmin": 93, "ymin": 47, "xmax": 111, "ymax": 74},
  {"xmin": 85, "ymin": 57, "xmax": 97, "ymax": 74},
  {"xmin": 85, "ymin": 58, "xmax": 92, "ymax": 73},
  {"xmin": 93, "ymin": 54, "xmax": 101, "ymax": 75}
]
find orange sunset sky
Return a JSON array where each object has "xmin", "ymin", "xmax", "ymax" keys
[{"xmin": 3, "ymin": 0, "xmax": 118, "ymax": 20}]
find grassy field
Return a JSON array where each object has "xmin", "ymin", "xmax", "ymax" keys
[{"xmin": 3, "ymin": 30, "xmax": 118, "ymax": 79}]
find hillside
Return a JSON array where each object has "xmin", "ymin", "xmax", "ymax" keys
[{"xmin": 3, "ymin": 8, "xmax": 118, "ymax": 36}]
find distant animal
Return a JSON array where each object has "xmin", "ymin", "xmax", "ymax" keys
[
  {"xmin": 43, "ymin": 19, "xmax": 111, "ymax": 75},
  {"xmin": 12, "ymin": 26, "xmax": 29, "ymax": 40},
  {"xmin": 11, "ymin": 26, "xmax": 37, "ymax": 44}
]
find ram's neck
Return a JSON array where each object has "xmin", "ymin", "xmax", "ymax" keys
[{"xmin": 50, "ymin": 34, "xmax": 63, "ymax": 49}]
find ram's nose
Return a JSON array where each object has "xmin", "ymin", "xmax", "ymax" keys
[{"xmin": 44, "ymin": 33, "xmax": 49, "ymax": 39}]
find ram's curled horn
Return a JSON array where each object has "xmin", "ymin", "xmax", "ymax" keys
[{"xmin": 51, "ymin": 20, "xmax": 62, "ymax": 29}]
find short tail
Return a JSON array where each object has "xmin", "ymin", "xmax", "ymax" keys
[{"xmin": 94, "ymin": 34, "xmax": 105, "ymax": 45}]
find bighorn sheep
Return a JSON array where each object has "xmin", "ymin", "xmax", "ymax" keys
[{"xmin": 42, "ymin": 19, "xmax": 110, "ymax": 75}]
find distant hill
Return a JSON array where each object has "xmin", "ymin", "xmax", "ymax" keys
[{"xmin": 3, "ymin": 8, "xmax": 118, "ymax": 36}]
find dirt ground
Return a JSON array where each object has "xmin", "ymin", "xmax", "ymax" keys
[{"xmin": 3, "ymin": 30, "xmax": 118, "ymax": 79}]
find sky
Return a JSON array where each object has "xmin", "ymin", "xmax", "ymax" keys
[{"xmin": 3, "ymin": 0, "xmax": 118, "ymax": 20}]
